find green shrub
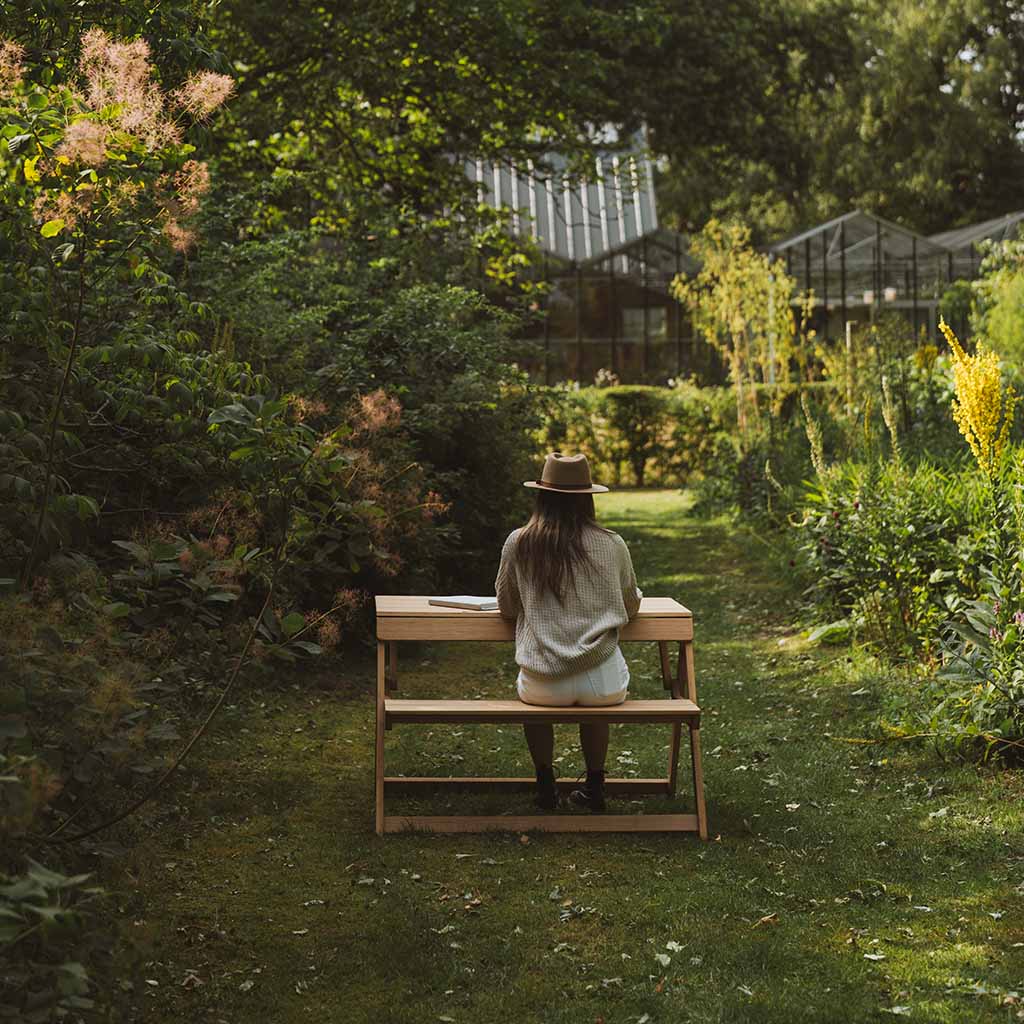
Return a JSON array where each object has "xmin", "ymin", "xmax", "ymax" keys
[
  {"xmin": 316, "ymin": 284, "xmax": 537, "ymax": 588},
  {"xmin": 887, "ymin": 476, "xmax": 1024, "ymax": 760},
  {"xmin": 795, "ymin": 458, "xmax": 987, "ymax": 661},
  {"xmin": 0, "ymin": 859, "xmax": 113, "ymax": 1022}
]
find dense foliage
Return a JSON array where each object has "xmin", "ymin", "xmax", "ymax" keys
[{"xmin": 3, "ymin": 0, "xmax": 1024, "ymax": 1015}]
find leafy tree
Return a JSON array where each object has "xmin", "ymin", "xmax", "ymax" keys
[
  {"xmin": 671, "ymin": 220, "xmax": 800, "ymax": 431},
  {"xmin": 657, "ymin": 0, "xmax": 1024, "ymax": 241}
]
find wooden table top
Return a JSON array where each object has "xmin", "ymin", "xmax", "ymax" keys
[
  {"xmin": 374, "ymin": 596, "xmax": 693, "ymax": 642},
  {"xmin": 375, "ymin": 596, "xmax": 691, "ymax": 617}
]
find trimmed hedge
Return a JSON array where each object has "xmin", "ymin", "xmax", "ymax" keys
[{"xmin": 534, "ymin": 382, "xmax": 737, "ymax": 488}]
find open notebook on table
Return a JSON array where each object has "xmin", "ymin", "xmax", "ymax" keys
[{"xmin": 427, "ymin": 596, "xmax": 499, "ymax": 611}]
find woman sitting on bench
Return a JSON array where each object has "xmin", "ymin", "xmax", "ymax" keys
[{"xmin": 495, "ymin": 452, "xmax": 643, "ymax": 813}]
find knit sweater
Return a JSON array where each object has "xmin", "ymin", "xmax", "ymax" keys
[{"xmin": 494, "ymin": 526, "xmax": 642, "ymax": 681}]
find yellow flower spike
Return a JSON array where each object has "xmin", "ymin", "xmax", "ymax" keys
[{"xmin": 940, "ymin": 317, "xmax": 1018, "ymax": 478}]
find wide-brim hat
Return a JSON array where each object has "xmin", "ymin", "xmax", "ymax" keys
[{"xmin": 524, "ymin": 452, "xmax": 609, "ymax": 494}]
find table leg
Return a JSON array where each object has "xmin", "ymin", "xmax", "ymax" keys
[{"xmin": 375, "ymin": 641, "xmax": 386, "ymax": 836}]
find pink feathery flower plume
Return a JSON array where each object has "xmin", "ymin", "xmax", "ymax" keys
[
  {"xmin": 57, "ymin": 119, "xmax": 109, "ymax": 165},
  {"xmin": 172, "ymin": 70, "xmax": 235, "ymax": 119},
  {"xmin": 78, "ymin": 27, "xmax": 180, "ymax": 148},
  {"xmin": 173, "ymin": 158, "xmax": 211, "ymax": 214},
  {"xmin": 0, "ymin": 38, "xmax": 24, "ymax": 98},
  {"xmin": 162, "ymin": 218, "xmax": 197, "ymax": 254}
]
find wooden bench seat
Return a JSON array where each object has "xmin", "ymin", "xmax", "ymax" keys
[
  {"xmin": 374, "ymin": 596, "xmax": 708, "ymax": 838},
  {"xmin": 385, "ymin": 698, "xmax": 700, "ymax": 725}
]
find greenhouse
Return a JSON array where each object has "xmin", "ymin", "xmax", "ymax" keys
[
  {"xmin": 475, "ymin": 143, "xmax": 1024, "ymax": 381},
  {"xmin": 770, "ymin": 208, "xmax": 1024, "ymax": 343},
  {"xmin": 469, "ymin": 146, "xmax": 715, "ymax": 385},
  {"xmin": 929, "ymin": 209, "xmax": 1024, "ymax": 279},
  {"xmin": 768, "ymin": 210, "xmax": 952, "ymax": 342}
]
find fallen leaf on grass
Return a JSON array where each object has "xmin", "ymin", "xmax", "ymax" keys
[
  {"xmin": 238, "ymin": 980, "xmax": 254, "ymax": 992},
  {"xmin": 864, "ymin": 953, "xmax": 886, "ymax": 961},
  {"xmin": 665, "ymin": 940, "xmax": 684, "ymax": 952},
  {"xmin": 356, "ymin": 876, "xmax": 375, "ymax": 886},
  {"xmin": 738, "ymin": 985, "xmax": 753, "ymax": 996},
  {"xmin": 881, "ymin": 1008, "xmax": 911, "ymax": 1016},
  {"xmin": 928, "ymin": 807, "xmax": 948, "ymax": 819},
  {"xmin": 753, "ymin": 913, "xmax": 778, "ymax": 928},
  {"xmin": 291, "ymin": 929, "xmax": 309, "ymax": 936},
  {"xmin": 785, "ymin": 803, "xmax": 801, "ymax": 812},
  {"xmin": 654, "ymin": 953, "xmax": 671, "ymax": 967}
]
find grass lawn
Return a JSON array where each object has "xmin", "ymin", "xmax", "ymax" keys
[{"xmin": 119, "ymin": 490, "xmax": 1024, "ymax": 1023}]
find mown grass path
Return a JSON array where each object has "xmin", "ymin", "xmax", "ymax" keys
[{"xmin": 125, "ymin": 490, "xmax": 1023, "ymax": 1023}]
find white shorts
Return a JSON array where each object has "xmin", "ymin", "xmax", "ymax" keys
[{"xmin": 517, "ymin": 647, "xmax": 629, "ymax": 707}]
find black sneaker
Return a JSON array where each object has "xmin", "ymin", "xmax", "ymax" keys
[
  {"xmin": 569, "ymin": 770, "xmax": 606, "ymax": 812},
  {"xmin": 534, "ymin": 766, "xmax": 558, "ymax": 811}
]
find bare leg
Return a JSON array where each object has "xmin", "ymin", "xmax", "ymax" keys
[
  {"xmin": 579, "ymin": 723, "xmax": 609, "ymax": 771},
  {"xmin": 523, "ymin": 724, "xmax": 554, "ymax": 770}
]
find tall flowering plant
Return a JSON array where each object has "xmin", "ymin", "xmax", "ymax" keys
[
  {"xmin": 939, "ymin": 317, "xmax": 1017, "ymax": 479},
  {"xmin": 929, "ymin": 320, "xmax": 1024, "ymax": 757},
  {"xmin": 0, "ymin": 31, "xmax": 233, "ymax": 582}
]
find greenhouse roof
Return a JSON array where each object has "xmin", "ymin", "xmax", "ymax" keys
[
  {"xmin": 467, "ymin": 133, "xmax": 658, "ymax": 265},
  {"xmin": 584, "ymin": 225, "xmax": 699, "ymax": 275},
  {"xmin": 769, "ymin": 209, "xmax": 947, "ymax": 264},
  {"xmin": 928, "ymin": 211, "xmax": 1024, "ymax": 252}
]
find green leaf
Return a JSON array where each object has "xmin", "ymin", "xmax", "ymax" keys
[
  {"xmin": 102, "ymin": 602, "xmax": 132, "ymax": 619},
  {"xmin": 281, "ymin": 612, "xmax": 306, "ymax": 637},
  {"xmin": 40, "ymin": 218, "xmax": 65, "ymax": 238},
  {"xmin": 806, "ymin": 620, "xmax": 851, "ymax": 645}
]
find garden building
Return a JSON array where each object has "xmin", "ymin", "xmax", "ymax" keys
[
  {"xmin": 928, "ymin": 210, "xmax": 1024, "ymax": 280},
  {"xmin": 770, "ymin": 208, "xmax": 1024, "ymax": 343},
  {"xmin": 768, "ymin": 210, "xmax": 951, "ymax": 343},
  {"xmin": 469, "ymin": 143, "xmax": 717, "ymax": 386},
  {"xmin": 477, "ymin": 140, "xmax": 1024, "ymax": 382}
]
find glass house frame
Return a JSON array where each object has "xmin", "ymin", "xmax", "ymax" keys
[{"xmin": 468, "ymin": 143, "xmax": 720, "ymax": 385}]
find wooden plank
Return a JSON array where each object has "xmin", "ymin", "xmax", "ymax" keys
[
  {"xmin": 377, "ymin": 617, "xmax": 514, "ymax": 641},
  {"xmin": 385, "ymin": 698, "xmax": 699, "ymax": 725},
  {"xmin": 683, "ymin": 641, "xmax": 698, "ymax": 703},
  {"xmin": 384, "ymin": 776, "xmax": 672, "ymax": 794},
  {"xmin": 690, "ymin": 724, "xmax": 708, "ymax": 841},
  {"xmin": 374, "ymin": 596, "xmax": 692, "ymax": 642},
  {"xmin": 386, "ymin": 640, "xmax": 398, "ymax": 692},
  {"xmin": 375, "ymin": 642, "xmax": 386, "ymax": 836},
  {"xmin": 375, "ymin": 595, "xmax": 691, "ymax": 617},
  {"xmin": 382, "ymin": 813, "xmax": 700, "ymax": 834},
  {"xmin": 376, "ymin": 615, "xmax": 693, "ymax": 642},
  {"xmin": 658, "ymin": 640, "xmax": 673, "ymax": 691},
  {"xmin": 667, "ymin": 723, "xmax": 682, "ymax": 796}
]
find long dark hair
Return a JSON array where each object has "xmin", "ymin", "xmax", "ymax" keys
[{"xmin": 516, "ymin": 490, "xmax": 605, "ymax": 603}]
